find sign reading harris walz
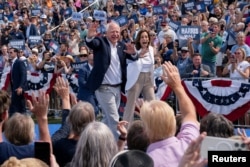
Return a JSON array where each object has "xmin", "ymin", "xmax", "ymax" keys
[
  {"xmin": 9, "ymin": 40, "xmax": 25, "ymax": 50},
  {"xmin": 179, "ymin": 26, "xmax": 200, "ymax": 40},
  {"xmin": 28, "ymin": 36, "xmax": 42, "ymax": 45}
]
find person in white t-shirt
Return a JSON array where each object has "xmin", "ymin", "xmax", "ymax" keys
[{"xmin": 222, "ymin": 47, "xmax": 250, "ymax": 82}]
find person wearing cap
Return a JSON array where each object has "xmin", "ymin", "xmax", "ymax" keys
[
  {"xmin": 157, "ymin": 21, "xmax": 177, "ymax": 45},
  {"xmin": 54, "ymin": 55, "xmax": 74, "ymax": 74},
  {"xmin": 138, "ymin": 0, "xmax": 147, "ymax": 16},
  {"xmin": 8, "ymin": 48, "xmax": 27, "ymax": 116},
  {"xmin": 39, "ymin": 14, "xmax": 50, "ymax": 35},
  {"xmin": 171, "ymin": 46, "xmax": 192, "ymax": 77}
]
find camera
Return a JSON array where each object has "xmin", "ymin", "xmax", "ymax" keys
[{"xmin": 200, "ymin": 136, "xmax": 248, "ymax": 159}]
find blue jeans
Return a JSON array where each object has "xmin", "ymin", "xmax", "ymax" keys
[{"xmin": 202, "ymin": 59, "xmax": 216, "ymax": 76}]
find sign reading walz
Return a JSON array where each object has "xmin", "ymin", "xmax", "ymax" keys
[
  {"xmin": 179, "ymin": 26, "xmax": 200, "ymax": 40},
  {"xmin": 28, "ymin": 36, "xmax": 42, "ymax": 45},
  {"xmin": 9, "ymin": 40, "xmax": 25, "ymax": 50}
]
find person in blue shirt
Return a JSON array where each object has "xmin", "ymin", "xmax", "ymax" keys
[{"xmin": 138, "ymin": 1, "xmax": 147, "ymax": 16}]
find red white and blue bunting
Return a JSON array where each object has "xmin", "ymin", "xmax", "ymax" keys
[{"xmin": 182, "ymin": 79, "xmax": 250, "ymax": 121}]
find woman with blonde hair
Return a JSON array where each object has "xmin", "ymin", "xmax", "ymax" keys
[
  {"xmin": 222, "ymin": 47, "xmax": 250, "ymax": 82},
  {"xmin": 4, "ymin": 113, "xmax": 34, "ymax": 146},
  {"xmin": 140, "ymin": 62, "xmax": 199, "ymax": 167}
]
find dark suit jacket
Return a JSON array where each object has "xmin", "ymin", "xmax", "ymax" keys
[
  {"xmin": 77, "ymin": 63, "xmax": 99, "ymax": 112},
  {"xmin": 25, "ymin": 24, "xmax": 38, "ymax": 40},
  {"xmin": 181, "ymin": 64, "xmax": 214, "ymax": 78},
  {"xmin": 11, "ymin": 59, "xmax": 27, "ymax": 90},
  {"xmin": 86, "ymin": 36, "xmax": 134, "ymax": 92}
]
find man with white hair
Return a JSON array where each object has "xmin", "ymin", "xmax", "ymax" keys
[
  {"xmin": 231, "ymin": 32, "xmax": 250, "ymax": 57},
  {"xmin": 157, "ymin": 21, "xmax": 177, "ymax": 44}
]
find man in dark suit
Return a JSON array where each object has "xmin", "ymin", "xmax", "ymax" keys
[
  {"xmin": 8, "ymin": 48, "xmax": 27, "ymax": 116},
  {"xmin": 181, "ymin": 53, "xmax": 214, "ymax": 78},
  {"xmin": 85, "ymin": 21, "xmax": 136, "ymax": 139},
  {"xmin": 77, "ymin": 52, "xmax": 99, "ymax": 116}
]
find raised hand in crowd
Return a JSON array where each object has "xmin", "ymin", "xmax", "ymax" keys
[
  {"xmin": 178, "ymin": 132, "xmax": 208, "ymax": 167},
  {"xmin": 87, "ymin": 22, "xmax": 98, "ymax": 38},
  {"xmin": 117, "ymin": 121, "xmax": 128, "ymax": 138},
  {"xmin": 117, "ymin": 120, "xmax": 128, "ymax": 151},
  {"xmin": 161, "ymin": 61, "xmax": 182, "ymax": 90},
  {"xmin": 124, "ymin": 43, "xmax": 137, "ymax": 55},
  {"xmin": 53, "ymin": 76, "xmax": 70, "ymax": 110},
  {"xmin": 26, "ymin": 91, "xmax": 51, "ymax": 144},
  {"xmin": 27, "ymin": 91, "xmax": 49, "ymax": 120},
  {"xmin": 162, "ymin": 61, "xmax": 198, "ymax": 124}
]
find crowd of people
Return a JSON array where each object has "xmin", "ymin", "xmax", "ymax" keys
[{"xmin": 0, "ymin": 0, "xmax": 250, "ymax": 167}]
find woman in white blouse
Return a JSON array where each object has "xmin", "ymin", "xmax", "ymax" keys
[
  {"xmin": 123, "ymin": 29, "xmax": 155, "ymax": 126},
  {"xmin": 222, "ymin": 47, "xmax": 250, "ymax": 82}
]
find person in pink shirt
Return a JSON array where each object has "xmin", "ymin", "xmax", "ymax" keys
[{"xmin": 140, "ymin": 62, "xmax": 200, "ymax": 167}]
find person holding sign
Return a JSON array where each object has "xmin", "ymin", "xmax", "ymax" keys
[
  {"xmin": 85, "ymin": 21, "xmax": 137, "ymax": 140},
  {"xmin": 123, "ymin": 29, "xmax": 155, "ymax": 127}
]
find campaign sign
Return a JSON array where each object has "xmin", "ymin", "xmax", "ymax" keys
[
  {"xmin": 179, "ymin": 26, "xmax": 200, "ymax": 40},
  {"xmin": 153, "ymin": 5, "xmax": 165, "ymax": 15},
  {"xmin": 183, "ymin": 0, "xmax": 195, "ymax": 11},
  {"xmin": 93, "ymin": 10, "xmax": 107, "ymax": 21},
  {"xmin": 129, "ymin": 14, "xmax": 138, "ymax": 23},
  {"xmin": 9, "ymin": 40, "xmax": 25, "ymax": 50},
  {"xmin": 196, "ymin": 1, "xmax": 206, "ymax": 13},
  {"xmin": 168, "ymin": 21, "xmax": 179, "ymax": 32},
  {"xmin": 71, "ymin": 12, "xmax": 83, "ymax": 21},
  {"xmin": 48, "ymin": 40, "xmax": 60, "ymax": 53},
  {"xmin": 115, "ymin": 16, "xmax": 128, "ymax": 27},
  {"xmin": 28, "ymin": 36, "xmax": 42, "ymax": 45},
  {"xmin": 71, "ymin": 61, "xmax": 86, "ymax": 73},
  {"xmin": 204, "ymin": 0, "xmax": 212, "ymax": 6},
  {"xmin": 31, "ymin": 9, "xmax": 41, "ymax": 16}
]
